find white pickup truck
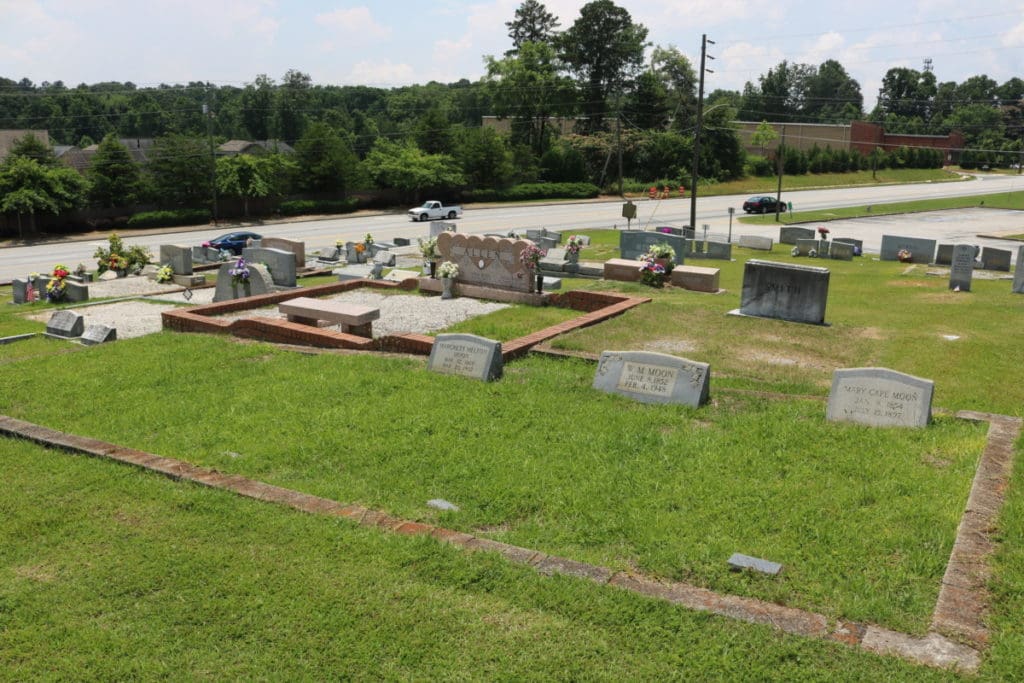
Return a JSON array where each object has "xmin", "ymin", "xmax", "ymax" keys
[{"xmin": 407, "ymin": 201, "xmax": 463, "ymax": 222}]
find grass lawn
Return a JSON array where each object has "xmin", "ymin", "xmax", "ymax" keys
[{"xmin": 1, "ymin": 238, "xmax": 1023, "ymax": 679}]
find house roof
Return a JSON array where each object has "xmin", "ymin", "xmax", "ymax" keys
[{"xmin": 0, "ymin": 129, "xmax": 51, "ymax": 162}]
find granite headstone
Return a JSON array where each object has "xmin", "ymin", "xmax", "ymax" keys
[
  {"xmin": 981, "ymin": 246, "xmax": 1011, "ymax": 272},
  {"xmin": 46, "ymin": 310, "xmax": 84, "ymax": 338},
  {"xmin": 159, "ymin": 244, "xmax": 193, "ymax": 275},
  {"xmin": 826, "ymin": 367, "xmax": 933, "ymax": 428},
  {"xmin": 80, "ymin": 324, "xmax": 116, "ymax": 346},
  {"xmin": 428, "ymin": 333, "xmax": 503, "ymax": 381},
  {"xmin": 242, "ymin": 246, "xmax": 297, "ymax": 287},
  {"xmin": 212, "ymin": 262, "xmax": 274, "ymax": 302},
  {"xmin": 619, "ymin": 231, "xmax": 686, "ymax": 261},
  {"xmin": 738, "ymin": 260, "xmax": 830, "ymax": 325},
  {"xmin": 949, "ymin": 244, "xmax": 975, "ymax": 291},
  {"xmin": 260, "ymin": 237, "xmax": 306, "ymax": 268},
  {"xmin": 592, "ymin": 351, "xmax": 710, "ymax": 407},
  {"xmin": 435, "ymin": 232, "xmax": 534, "ymax": 292},
  {"xmin": 1014, "ymin": 246, "xmax": 1024, "ymax": 294},
  {"xmin": 829, "ymin": 241, "xmax": 854, "ymax": 261},
  {"xmin": 738, "ymin": 235, "xmax": 773, "ymax": 251},
  {"xmin": 779, "ymin": 227, "xmax": 816, "ymax": 244},
  {"xmin": 935, "ymin": 244, "xmax": 954, "ymax": 266},
  {"xmin": 879, "ymin": 235, "xmax": 936, "ymax": 263}
]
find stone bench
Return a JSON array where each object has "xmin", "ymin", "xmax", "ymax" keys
[
  {"xmin": 603, "ymin": 258, "xmax": 643, "ymax": 282},
  {"xmin": 670, "ymin": 265, "xmax": 720, "ymax": 292},
  {"xmin": 278, "ymin": 296, "xmax": 380, "ymax": 338}
]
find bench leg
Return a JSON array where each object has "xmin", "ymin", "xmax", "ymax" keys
[
  {"xmin": 286, "ymin": 314, "xmax": 322, "ymax": 326},
  {"xmin": 341, "ymin": 322, "xmax": 373, "ymax": 338}
]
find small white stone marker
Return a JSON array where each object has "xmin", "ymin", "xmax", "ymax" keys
[
  {"xmin": 427, "ymin": 499, "xmax": 459, "ymax": 512},
  {"xmin": 727, "ymin": 553, "xmax": 783, "ymax": 576},
  {"xmin": 941, "ymin": 335, "xmax": 960, "ymax": 341}
]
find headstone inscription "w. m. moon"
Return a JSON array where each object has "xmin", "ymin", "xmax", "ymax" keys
[
  {"xmin": 826, "ymin": 367, "xmax": 933, "ymax": 428},
  {"xmin": 592, "ymin": 351, "xmax": 710, "ymax": 407},
  {"xmin": 428, "ymin": 333, "xmax": 503, "ymax": 381}
]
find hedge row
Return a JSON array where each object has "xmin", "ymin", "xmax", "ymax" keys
[
  {"xmin": 277, "ymin": 198, "xmax": 359, "ymax": 216},
  {"xmin": 126, "ymin": 209, "xmax": 211, "ymax": 228},
  {"xmin": 464, "ymin": 182, "xmax": 600, "ymax": 202}
]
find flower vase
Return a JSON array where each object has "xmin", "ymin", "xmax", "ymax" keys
[
  {"xmin": 535, "ymin": 272, "xmax": 544, "ymax": 293},
  {"xmin": 429, "ymin": 260, "xmax": 438, "ymax": 278},
  {"xmin": 568, "ymin": 252, "xmax": 579, "ymax": 264},
  {"xmin": 441, "ymin": 277, "xmax": 454, "ymax": 299}
]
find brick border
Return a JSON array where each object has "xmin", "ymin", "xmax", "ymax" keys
[
  {"xmin": 160, "ymin": 280, "xmax": 650, "ymax": 361},
  {"xmin": 1, "ymin": 410, "xmax": 1017, "ymax": 672}
]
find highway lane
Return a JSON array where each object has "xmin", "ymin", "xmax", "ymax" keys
[{"xmin": 2, "ymin": 173, "xmax": 1022, "ymax": 281}]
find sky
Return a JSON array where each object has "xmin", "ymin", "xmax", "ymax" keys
[{"xmin": 1, "ymin": 0, "xmax": 1022, "ymax": 111}]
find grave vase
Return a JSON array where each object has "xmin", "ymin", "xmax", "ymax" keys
[
  {"xmin": 568, "ymin": 251, "xmax": 579, "ymax": 264},
  {"xmin": 441, "ymin": 277, "xmax": 454, "ymax": 299},
  {"xmin": 535, "ymin": 272, "xmax": 544, "ymax": 293},
  {"xmin": 428, "ymin": 260, "xmax": 438, "ymax": 278}
]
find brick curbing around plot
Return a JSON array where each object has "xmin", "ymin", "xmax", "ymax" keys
[{"xmin": 3, "ymin": 412, "xmax": 1013, "ymax": 673}]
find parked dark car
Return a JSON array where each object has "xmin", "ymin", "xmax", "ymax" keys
[
  {"xmin": 202, "ymin": 231, "xmax": 262, "ymax": 255},
  {"xmin": 742, "ymin": 196, "xmax": 786, "ymax": 214}
]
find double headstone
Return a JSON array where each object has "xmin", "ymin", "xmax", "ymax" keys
[
  {"xmin": 829, "ymin": 241, "xmax": 854, "ymax": 261},
  {"xmin": 212, "ymin": 262, "xmax": 274, "ymax": 302},
  {"xmin": 435, "ymin": 232, "xmax": 534, "ymax": 293},
  {"xmin": 592, "ymin": 351, "xmax": 710, "ymax": 407},
  {"xmin": 738, "ymin": 235, "xmax": 773, "ymax": 251},
  {"xmin": 704, "ymin": 241, "xmax": 732, "ymax": 261},
  {"xmin": 826, "ymin": 367, "xmax": 933, "ymax": 428},
  {"xmin": 738, "ymin": 260, "xmax": 830, "ymax": 325},
  {"xmin": 427, "ymin": 334, "xmax": 503, "ymax": 381},
  {"xmin": 260, "ymin": 237, "xmax": 306, "ymax": 268},
  {"xmin": 159, "ymin": 244, "xmax": 193, "ymax": 275},
  {"xmin": 619, "ymin": 231, "xmax": 686, "ymax": 261},
  {"xmin": 779, "ymin": 227, "xmax": 815, "ymax": 244},
  {"xmin": 242, "ymin": 246, "xmax": 297, "ymax": 287},
  {"xmin": 880, "ymin": 235, "xmax": 936, "ymax": 263},
  {"xmin": 981, "ymin": 246, "xmax": 1011, "ymax": 272},
  {"xmin": 949, "ymin": 244, "xmax": 975, "ymax": 291}
]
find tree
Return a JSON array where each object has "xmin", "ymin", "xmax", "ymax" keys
[
  {"xmin": 240, "ymin": 74, "xmax": 275, "ymax": 140},
  {"xmin": 215, "ymin": 153, "xmax": 295, "ymax": 217},
  {"xmin": 650, "ymin": 46, "xmax": 697, "ymax": 130},
  {"xmin": 146, "ymin": 134, "xmax": 211, "ymax": 207},
  {"xmin": 6, "ymin": 132, "xmax": 59, "ymax": 167},
  {"xmin": 273, "ymin": 69, "xmax": 311, "ymax": 143},
  {"xmin": 556, "ymin": 0, "xmax": 649, "ymax": 133},
  {"xmin": 484, "ymin": 40, "xmax": 577, "ymax": 154},
  {"xmin": 750, "ymin": 120, "xmax": 778, "ymax": 156},
  {"xmin": 506, "ymin": 0, "xmax": 560, "ymax": 54},
  {"xmin": 876, "ymin": 67, "xmax": 936, "ymax": 121},
  {"xmin": 87, "ymin": 134, "xmax": 142, "ymax": 208},
  {"xmin": 0, "ymin": 156, "xmax": 88, "ymax": 237},
  {"xmin": 624, "ymin": 71, "xmax": 669, "ymax": 130},
  {"xmin": 803, "ymin": 60, "xmax": 862, "ymax": 122},
  {"xmin": 456, "ymin": 127, "xmax": 514, "ymax": 189},
  {"xmin": 294, "ymin": 121, "xmax": 359, "ymax": 195},
  {"xmin": 361, "ymin": 138, "xmax": 464, "ymax": 202}
]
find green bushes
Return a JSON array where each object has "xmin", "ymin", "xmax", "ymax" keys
[
  {"xmin": 277, "ymin": 198, "xmax": 359, "ymax": 216},
  {"xmin": 127, "ymin": 209, "xmax": 210, "ymax": 228},
  {"xmin": 463, "ymin": 182, "xmax": 600, "ymax": 202}
]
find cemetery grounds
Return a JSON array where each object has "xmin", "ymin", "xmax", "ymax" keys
[{"xmin": 1, "ymin": 231, "xmax": 1023, "ymax": 680}]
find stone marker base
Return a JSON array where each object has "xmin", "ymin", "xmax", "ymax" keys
[
  {"xmin": 603, "ymin": 258, "xmax": 643, "ymax": 282},
  {"xmin": 418, "ymin": 278, "xmax": 550, "ymax": 305},
  {"xmin": 172, "ymin": 274, "xmax": 207, "ymax": 287},
  {"xmin": 670, "ymin": 265, "xmax": 720, "ymax": 293}
]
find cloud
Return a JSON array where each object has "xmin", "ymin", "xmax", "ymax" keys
[
  {"xmin": 316, "ymin": 6, "xmax": 391, "ymax": 41},
  {"xmin": 347, "ymin": 59, "xmax": 416, "ymax": 86}
]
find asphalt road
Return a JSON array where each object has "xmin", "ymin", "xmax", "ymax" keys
[{"xmin": 2, "ymin": 173, "xmax": 1023, "ymax": 281}]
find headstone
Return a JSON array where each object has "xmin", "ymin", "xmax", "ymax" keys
[
  {"xmin": 65, "ymin": 281, "xmax": 89, "ymax": 303},
  {"xmin": 592, "ymin": 351, "xmax": 710, "ymax": 407},
  {"xmin": 949, "ymin": 244, "xmax": 975, "ymax": 291},
  {"xmin": 656, "ymin": 226, "xmax": 683, "ymax": 236},
  {"xmin": 727, "ymin": 553, "xmax": 783, "ymax": 576},
  {"xmin": 99, "ymin": 270, "xmax": 119, "ymax": 281},
  {"xmin": 832, "ymin": 238, "xmax": 862, "ymax": 254},
  {"xmin": 80, "ymin": 324, "xmax": 116, "ymax": 345},
  {"xmin": 373, "ymin": 250, "xmax": 396, "ymax": 267},
  {"xmin": 11, "ymin": 278, "xmax": 28, "ymax": 304},
  {"xmin": 383, "ymin": 269, "xmax": 421, "ymax": 282},
  {"xmin": 369, "ymin": 262, "xmax": 384, "ymax": 279},
  {"xmin": 795, "ymin": 238, "xmax": 818, "ymax": 256},
  {"xmin": 829, "ymin": 241, "xmax": 854, "ymax": 261},
  {"xmin": 704, "ymin": 241, "xmax": 732, "ymax": 261},
  {"xmin": 826, "ymin": 367, "xmax": 933, "ymax": 428},
  {"xmin": 935, "ymin": 244, "xmax": 954, "ymax": 266},
  {"xmin": 738, "ymin": 260, "xmax": 830, "ymax": 325},
  {"xmin": 575, "ymin": 235, "xmax": 591, "ymax": 246},
  {"xmin": 779, "ymin": 227, "xmax": 815, "ymax": 244},
  {"xmin": 259, "ymin": 237, "xmax": 306, "ymax": 268},
  {"xmin": 538, "ymin": 276, "xmax": 561, "ymax": 291},
  {"xmin": 333, "ymin": 264, "xmax": 375, "ymax": 281},
  {"xmin": 242, "ymin": 247, "xmax": 297, "ymax": 287},
  {"xmin": 981, "ymin": 246, "xmax": 1011, "ymax": 272},
  {"xmin": 603, "ymin": 258, "xmax": 643, "ymax": 283},
  {"xmin": 317, "ymin": 247, "xmax": 340, "ymax": 262},
  {"xmin": 393, "ymin": 237, "xmax": 411, "ymax": 247},
  {"xmin": 879, "ymin": 235, "xmax": 936, "ymax": 263},
  {"xmin": 345, "ymin": 242, "xmax": 362, "ymax": 264},
  {"xmin": 430, "ymin": 221, "xmax": 457, "ymax": 237},
  {"xmin": 159, "ymin": 244, "xmax": 193, "ymax": 275},
  {"xmin": 428, "ymin": 333, "xmax": 503, "ymax": 381},
  {"xmin": 435, "ymin": 232, "xmax": 534, "ymax": 293},
  {"xmin": 670, "ymin": 265, "xmax": 719, "ymax": 292},
  {"xmin": 1014, "ymin": 246, "xmax": 1024, "ymax": 294},
  {"xmin": 619, "ymin": 231, "xmax": 686, "ymax": 261},
  {"xmin": 46, "ymin": 310, "xmax": 84, "ymax": 338},
  {"xmin": 545, "ymin": 247, "xmax": 568, "ymax": 262},
  {"xmin": 738, "ymin": 235, "xmax": 773, "ymax": 251},
  {"xmin": 533, "ymin": 235, "xmax": 559, "ymax": 250},
  {"xmin": 212, "ymin": 262, "xmax": 274, "ymax": 302}
]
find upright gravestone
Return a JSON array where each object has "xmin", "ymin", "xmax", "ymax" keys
[
  {"xmin": 428, "ymin": 333, "xmax": 503, "ymax": 381},
  {"xmin": 260, "ymin": 237, "xmax": 306, "ymax": 268},
  {"xmin": 879, "ymin": 235, "xmax": 936, "ymax": 263},
  {"xmin": 435, "ymin": 232, "xmax": 534, "ymax": 293},
  {"xmin": 11, "ymin": 278, "xmax": 28, "ymax": 304},
  {"xmin": 738, "ymin": 235, "xmax": 773, "ymax": 251},
  {"xmin": 737, "ymin": 260, "xmax": 830, "ymax": 325},
  {"xmin": 430, "ymin": 221, "xmax": 457, "ymax": 237},
  {"xmin": 829, "ymin": 241, "xmax": 854, "ymax": 261},
  {"xmin": 592, "ymin": 351, "xmax": 710, "ymax": 407},
  {"xmin": 1014, "ymin": 245, "xmax": 1024, "ymax": 294},
  {"xmin": 981, "ymin": 246, "xmax": 1011, "ymax": 272},
  {"xmin": 80, "ymin": 324, "xmax": 116, "ymax": 346},
  {"xmin": 242, "ymin": 247, "xmax": 297, "ymax": 287},
  {"xmin": 949, "ymin": 244, "xmax": 975, "ymax": 291},
  {"xmin": 704, "ymin": 241, "xmax": 732, "ymax": 261},
  {"xmin": 619, "ymin": 231, "xmax": 686, "ymax": 261},
  {"xmin": 45, "ymin": 310, "xmax": 84, "ymax": 338},
  {"xmin": 795, "ymin": 238, "xmax": 818, "ymax": 256},
  {"xmin": 935, "ymin": 244, "xmax": 954, "ymax": 266},
  {"xmin": 345, "ymin": 242, "xmax": 363, "ymax": 264},
  {"xmin": 832, "ymin": 237, "xmax": 862, "ymax": 255},
  {"xmin": 826, "ymin": 367, "xmax": 933, "ymax": 428},
  {"xmin": 779, "ymin": 227, "xmax": 815, "ymax": 245},
  {"xmin": 212, "ymin": 262, "xmax": 274, "ymax": 302},
  {"xmin": 64, "ymin": 281, "xmax": 89, "ymax": 303},
  {"xmin": 159, "ymin": 244, "xmax": 193, "ymax": 275}
]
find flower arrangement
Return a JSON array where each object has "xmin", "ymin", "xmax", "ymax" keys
[
  {"xmin": 156, "ymin": 264, "xmax": 174, "ymax": 283},
  {"xmin": 566, "ymin": 235, "xmax": 585, "ymax": 255},
  {"xmin": 817, "ymin": 226, "xmax": 830, "ymax": 238},
  {"xmin": 354, "ymin": 242, "xmax": 366, "ymax": 254},
  {"xmin": 93, "ymin": 232, "xmax": 151, "ymax": 274},
  {"xmin": 418, "ymin": 237, "xmax": 438, "ymax": 259},
  {"xmin": 647, "ymin": 243, "xmax": 676, "ymax": 260},
  {"xmin": 639, "ymin": 256, "xmax": 667, "ymax": 288},
  {"xmin": 46, "ymin": 263, "xmax": 70, "ymax": 301},
  {"xmin": 228, "ymin": 257, "xmax": 250, "ymax": 285},
  {"xmin": 335, "ymin": 239, "xmax": 346, "ymax": 248},
  {"xmin": 437, "ymin": 261, "xmax": 459, "ymax": 279},
  {"xmin": 897, "ymin": 248, "xmax": 913, "ymax": 263},
  {"xmin": 519, "ymin": 244, "xmax": 546, "ymax": 271},
  {"xmin": 364, "ymin": 233, "xmax": 374, "ymax": 245},
  {"xmin": 106, "ymin": 254, "xmax": 128, "ymax": 272}
]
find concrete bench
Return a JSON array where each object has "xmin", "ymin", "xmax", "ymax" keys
[{"xmin": 278, "ymin": 296, "xmax": 380, "ymax": 338}]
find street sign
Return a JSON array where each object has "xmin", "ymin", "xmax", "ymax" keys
[{"xmin": 622, "ymin": 201, "xmax": 637, "ymax": 219}]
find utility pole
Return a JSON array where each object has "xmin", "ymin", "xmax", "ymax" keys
[
  {"xmin": 775, "ymin": 125, "xmax": 786, "ymax": 222},
  {"xmin": 689, "ymin": 34, "xmax": 714, "ymax": 232},
  {"xmin": 204, "ymin": 86, "xmax": 219, "ymax": 224},
  {"xmin": 617, "ymin": 111, "xmax": 624, "ymax": 198}
]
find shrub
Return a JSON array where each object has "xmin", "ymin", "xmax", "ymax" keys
[
  {"xmin": 127, "ymin": 209, "xmax": 210, "ymax": 229},
  {"xmin": 463, "ymin": 182, "xmax": 600, "ymax": 203},
  {"xmin": 277, "ymin": 198, "xmax": 359, "ymax": 216}
]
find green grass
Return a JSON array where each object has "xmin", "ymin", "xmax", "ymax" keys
[{"xmin": 2, "ymin": 237, "xmax": 1024, "ymax": 678}]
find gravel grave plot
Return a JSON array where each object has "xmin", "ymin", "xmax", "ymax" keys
[
  {"xmin": 213, "ymin": 290, "xmax": 510, "ymax": 338},
  {"xmin": 26, "ymin": 299, "xmax": 182, "ymax": 339},
  {"xmin": 86, "ymin": 276, "xmax": 186, "ymax": 298}
]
